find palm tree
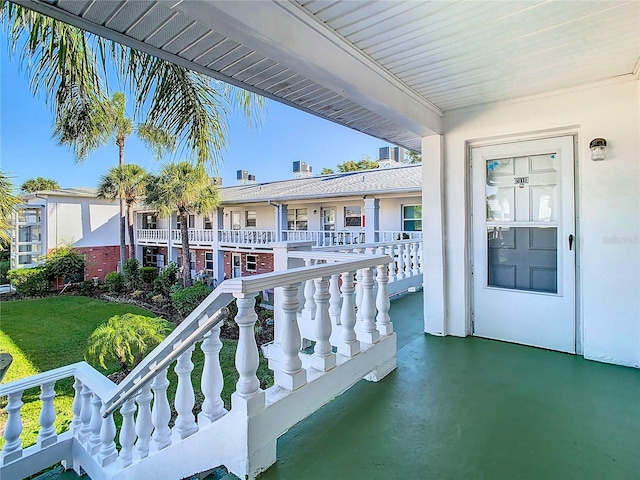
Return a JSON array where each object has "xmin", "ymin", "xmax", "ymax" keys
[
  {"xmin": 0, "ymin": 172, "xmax": 19, "ymax": 244},
  {"xmin": 1, "ymin": 3, "xmax": 265, "ymax": 167},
  {"xmin": 145, "ymin": 162, "xmax": 220, "ymax": 287},
  {"xmin": 20, "ymin": 177, "xmax": 61, "ymax": 193},
  {"xmin": 97, "ymin": 164, "xmax": 149, "ymax": 260},
  {"xmin": 53, "ymin": 91, "xmax": 174, "ymax": 269}
]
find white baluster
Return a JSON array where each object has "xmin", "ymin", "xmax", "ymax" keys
[
  {"xmin": 301, "ymin": 259, "xmax": 316, "ymax": 321},
  {"xmin": 312, "ymin": 276, "xmax": 336, "ymax": 371},
  {"xmin": 232, "ymin": 294, "xmax": 265, "ymax": 414},
  {"xmin": 199, "ymin": 325, "xmax": 226, "ymax": 424},
  {"xmin": 397, "ymin": 244, "xmax": 406, "ymax": 279},
  {"xmin": 174, "ymin": 345, "xmax": 198, "ymax": 439},
  {"xmin": 135, "ymin": 384, "xmax": 153, "ymax": 459},
  {"xmin": 37, "ymin": 381, "xmax": 57, "ymax": 447},
  {"xmin": 329, "ymin": 273, "xmax": 342, "ymax": 326},
  {"xmin": 376, "ymin": 260, "xmax": 393, "ymax": 335},
  {"xmin": 88, "ymin": 393, "xmax": 102, "ymax": 453},
  {"xmin": 356, "ymin": 267, "xmax": 380, "ymax": 344},
  {"xmin": 71, "ymin": 378, "xmax": 83, "ymax": 434},
  {"xmin": 151, "ymin": 368, "xmax": 172, "ymax": 450},
  {"xmin": 2, "ymin": 391, "xmax": 24, "ymax": 463},
  {"xmin": 275, "ymin": 284, "xmax": 307, "ymax": 390},
  {"xmin": 418, "ymin": 241, "xmax": 424, "ymax": 274},
  {"xmin": 98, "ymin": 403, "xmax": 117, "ymax": 467},
  {"xmin": 119, "ymin": 399, "xmax": 136, "ymax": 468},
  {"xmin": 338, "ymin": 271, "xmax": 360, "ymax": 357},
  {"xmin": 412, "ymin": 242, "xmax": 420, "ymax": 276},
  {"xmin": 78, "ymin": 384, "xmax": 92, "ymax": 442},
  {"xmin": 387, "ymin": 245, "xmax": 397, "ymax": 283},
  {"xmin": 355, "ymin": 269, "xmax": 363, "ymax": 324}
]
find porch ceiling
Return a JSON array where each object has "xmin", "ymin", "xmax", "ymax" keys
[{"xmin": 20, "ymin": 0, "xmax": 640, "ymax": 152}]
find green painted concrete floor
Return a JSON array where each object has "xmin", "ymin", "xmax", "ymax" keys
[{"xmin": 35, "ymin": 293, "xmax": 640, "ymax": 480}]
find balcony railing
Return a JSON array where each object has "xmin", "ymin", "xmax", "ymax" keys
[
  {"xmin": 376, "ymin": 230, "xmax": 423, "ymax": 242},
  {"xmin": 218, "ymin": 229, "xmax": 276, "ymax": 245},
  {"xmin": 1, "ymin": 245, "xmax": 403, "ymax": 480},
  {"xmin": 137, "ymin": 228, "xmax": 169, "ymax": 244},
  {"xmin": 284, "ymin": 230, "xmax": 366, "ymax": 247}
]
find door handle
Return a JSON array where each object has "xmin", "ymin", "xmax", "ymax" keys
[{"xmin": 568, "ymin": 234, "xmax": 574, "ymax": 251}]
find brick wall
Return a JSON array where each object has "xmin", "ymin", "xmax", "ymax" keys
[
  {"xmin": 74, "ymin": 245, "xmax": 122, "ymax": 281},
  {"xmin": 223, "ymin": 251, "xmax": 274, "ymax": 279}
]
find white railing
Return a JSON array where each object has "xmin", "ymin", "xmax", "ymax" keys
[
  {"xmin": 1, "ymin": 250, "xmax": 397, "ymax": 480},
  {"xmin": 283, "ymin": 230, "xmax": 366, "ymax": 247},
  {"xmin": 376, "ymin": 230, "xmax": 423, "ymax": 242},
  {"xmin": 218, "ymin": 229, "xmax": 276, "ymax": 245},
  {"xmin": 137, "ymin": 229, "xmax": 169, "ymax": 243},
  {"xmin": 171, "ymin": 229, "xmax": 216, "ymax": 244}
]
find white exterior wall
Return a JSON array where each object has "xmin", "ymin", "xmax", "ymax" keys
[
  {"xmin": 38, "ymin": 197, "xmax": 120, "ymax": 249},
  {"xmin": 431, "ymin": 79, "xmax": 639, "ymax": 367},
  {"xmin": 378, "ymin": 197, "xmax": 422, "ymax": 231}
]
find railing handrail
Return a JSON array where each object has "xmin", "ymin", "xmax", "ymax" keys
[
  {"xmin": 0, "ymin": 362, "xmax": 115, "ymax": 398},
  {"xmin": 314, "ymin": 238, "xmax": 421, "ymax": 252}
]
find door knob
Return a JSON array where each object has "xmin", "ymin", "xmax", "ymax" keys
[{"xmin": 568, "ymin": 234, "xmax": 574, "ymax": 251}]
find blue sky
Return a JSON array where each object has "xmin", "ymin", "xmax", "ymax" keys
[{"xmin": 1, "ymin": 46, "xmax": 386, "ymax": 192}]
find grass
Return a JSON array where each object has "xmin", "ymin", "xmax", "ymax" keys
[{"xmin": 0, "ymin": 296, "xmax": 273, "ymax": 450}]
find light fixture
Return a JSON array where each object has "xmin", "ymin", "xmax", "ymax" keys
[{"xmin": 589, "ymin": 138, "xmax": 607, "ymax": 161}]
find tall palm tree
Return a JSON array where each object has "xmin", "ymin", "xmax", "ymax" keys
[
  {"xmin": 97, "ymin": 164, "xmax": 149, "ymax": 260},
  {"xmin": 20, "ymin": 177, "xmax": 60, "ymax": 193},
  {"xmin": 1, "ymin": 3, "xmax": 265, "ymax": 167},
  {"xmin": 0, "ymin": 171, "xmax": 19, "ymax": 245},
  {"xmin": 54, "ymin": 91, "xmax": 174, "ymax": 269},
  {"xmin": 145, "ymin": 162, "xmax": 220, "ymax": 287}
]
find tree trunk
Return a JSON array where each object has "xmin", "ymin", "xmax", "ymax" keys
[
  {"xmin": 180, "ymin": 211, "xmax": 192, "ymax": 287},
  {"xmin": 127, "ymin": 203, "xmax": 136, "ymax": 260},
  {"xmin": 118, "ymin": 142, "xmax": 126, "ymax": 271}
]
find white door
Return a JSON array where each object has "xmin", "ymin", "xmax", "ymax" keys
[
  {"xmin": 232, "ymin": 253, "xmax": 242, "ymax": 278},
  {"xmin": 471, "ymin": 136, "xmax": 576, "ymax": 353}
]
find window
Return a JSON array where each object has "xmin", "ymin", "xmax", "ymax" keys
[
  {"xmin": 204, "ymin": 216, "xmax": 213, "ymax": 230},
  {"xmin": 18, "ymin": 208, "xmax": 42, "ymax": 224},
  {"xmin": 205, "ymin": 252, "xmax": 214, "ymax": 271},
  {"xmin": 245, "ymin": 210, "xmax": 256, "ymax": 228},
  {"xmin": 246, "ymin": 254, "xmax": 257, "ymax": 272},
  {"xmin": 141, "ymin": 214, "xmax": 157, "ymax": 229},
  {"xmin": 144, "ymin": 247, "xmax": 158, "ymax": 267},
  {"xmin": 402, "ymin": 205, "xmax": 422, "ymax": 231},
  {"xmin": 287, "ymin": 208, "xmax": 308, "ymax": 230},
  {"xmin": 177, "ymin": 214, "xmax": 195, "ymax": 229},
  {"xmin": 344, "ymin": 206, "xmax": 362, "ymax": 227}
]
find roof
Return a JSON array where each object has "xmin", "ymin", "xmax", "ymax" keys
[
  {"xmin": 219, "ymin": 164, "xmax": 421, "ymax": 204},
  {"xmin": 23, "ymin": 188, "xmax": 99, "ymax": 199},
  {"xmin": 25, "ymin": 1, "xmax": 640, "ymax": 152}
]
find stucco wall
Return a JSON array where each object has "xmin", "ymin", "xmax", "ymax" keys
[{"xmin": 432, "ymin": 79, "xmax": 639, "ymax": 367}]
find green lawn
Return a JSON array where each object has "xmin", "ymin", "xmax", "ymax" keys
[{"xmin": 0, "ymin": 296, "xmax": 272, "ymax": 450}]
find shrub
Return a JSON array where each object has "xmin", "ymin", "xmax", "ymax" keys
[
  {"xmin": 123, "ymin": 259, "xmax": 140, "ymax": 291},
  {"xmin": 80, "ymin": 280, "xmax": 95, "ymax": 294},
  {"xmin": 41, "ymin": 245, "xmax": 86, "ymax": 283},
  {"xmin": 139, "ymin": 266, "xmax": 158, "ymax": 285},
  {"xmin": 153, "ymin": 262, "xmax": 178, "ymax": 296},
  {"xmin": 171, "ymin": 283, "xmax": 213, "ymax": 317},
  {"xmin": 0, "ymin": 260, "xmax": 10, "ymax": 284},
  {"xmin": 7, "ymin": 267, "xmax": 49, "ymax": 296},
  {"xmin": 104, "ymin": 271, "xmax": 124, "ymax": 293},
  {"xmin": 85, "ymin": 313, "xmax": 174, "ymax": 374}
]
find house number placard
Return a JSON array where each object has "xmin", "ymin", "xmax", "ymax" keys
[{"xmin": 514, "ymin": 176, "xmax": 529, "ymax": 188}]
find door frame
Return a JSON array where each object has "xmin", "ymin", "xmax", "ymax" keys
[{"xmin": 466, "ymin": 130, "xmax": 582, "ymax": 354}]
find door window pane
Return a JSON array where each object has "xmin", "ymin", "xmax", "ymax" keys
[{"xmin": 487, "ymin": 227, "xmax": 557, "ymax": 293}]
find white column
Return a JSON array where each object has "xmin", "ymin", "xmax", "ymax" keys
[
  {"xmin": 275, "ymin": 283, "xmax": 306, "ymax": 390},
  {"xmin": 71, "ymin": 378, "xmax": 83, "ymax": 434},
  {"xmin": 301, "ymin": 259, "xmax": 316, "ymax": 321},
  {"xmin": 376, "ymin": 258, "xmax": 392, "ymax": 335},
  {"xmin": 151, "ymin": 368, "xmax": 172, "ymax": 450},
  {"xmin": 356, "ymin": 267, "xmax": 380, "ymax": 344},
  {"xmin": 337, "ymin": 271, "xmax": 360, "ymax": 357},
  {"xmin": 135, "ymin": 384, "xmax": 153, "ymax": 459},
  {"xmin": 199, "ymin": 325, "xmax": 227, "ymax": 424},
  {"xmin": 422, "ymin": 134, "xmax": 447, "ymax": 335},
  {"xmin": 329, "ymin": 273, "xmax": 342, "ymax": 326},
  {"xmin": 174, "ymin": 345, "xmax": 198, "ymax": 439},
  {"xmin": 88, "ymin": 393, "xmax": 102, "ymax": 453},
  {"xmin": 118, "ymin": 399, "xmax": 136, "ymax": 468},
  {"xmin": 396, "ymin": 244, "xmax": 406, "ymax": 279},
  {"xmin": 387, "ymin": 244, "xmax": 397, "ymax": 283},
  {"xmin": 364, "ymin": 197, "xmax": 380, "ymax": 243},
  {"xmin": 37, "ymin": 381, "xmax": 57, "ymax": 447},
  {"xmin": 312, "ymin": 276, "xmax": 336, "ymax": 371},
  {"xmin": 98, "ymin": 404, "xmax": 117, "ymax": 467},
  {"xmin": 78, "ymin": 384, "xmax": 92, "ymax": 443},
  {"xmin": 2, "ymin": 391, "xmax": 23, "ymax": 463},
  {"xmin": 232, "ymin": 294, "xmax": 265, "ymax": 415}
]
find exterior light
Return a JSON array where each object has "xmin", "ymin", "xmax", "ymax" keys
[{"xmin": 589, "ymin": 138, "xmax": 607, "ymax": 161}]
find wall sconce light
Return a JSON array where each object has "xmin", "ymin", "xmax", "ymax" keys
[
  {"xmin": 313, "ymin": 209, "xmax": 317, "ymax": 214},
  {"xmin": 589, "ymin": 138, "xmax": 607, "ymax": 161}
]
